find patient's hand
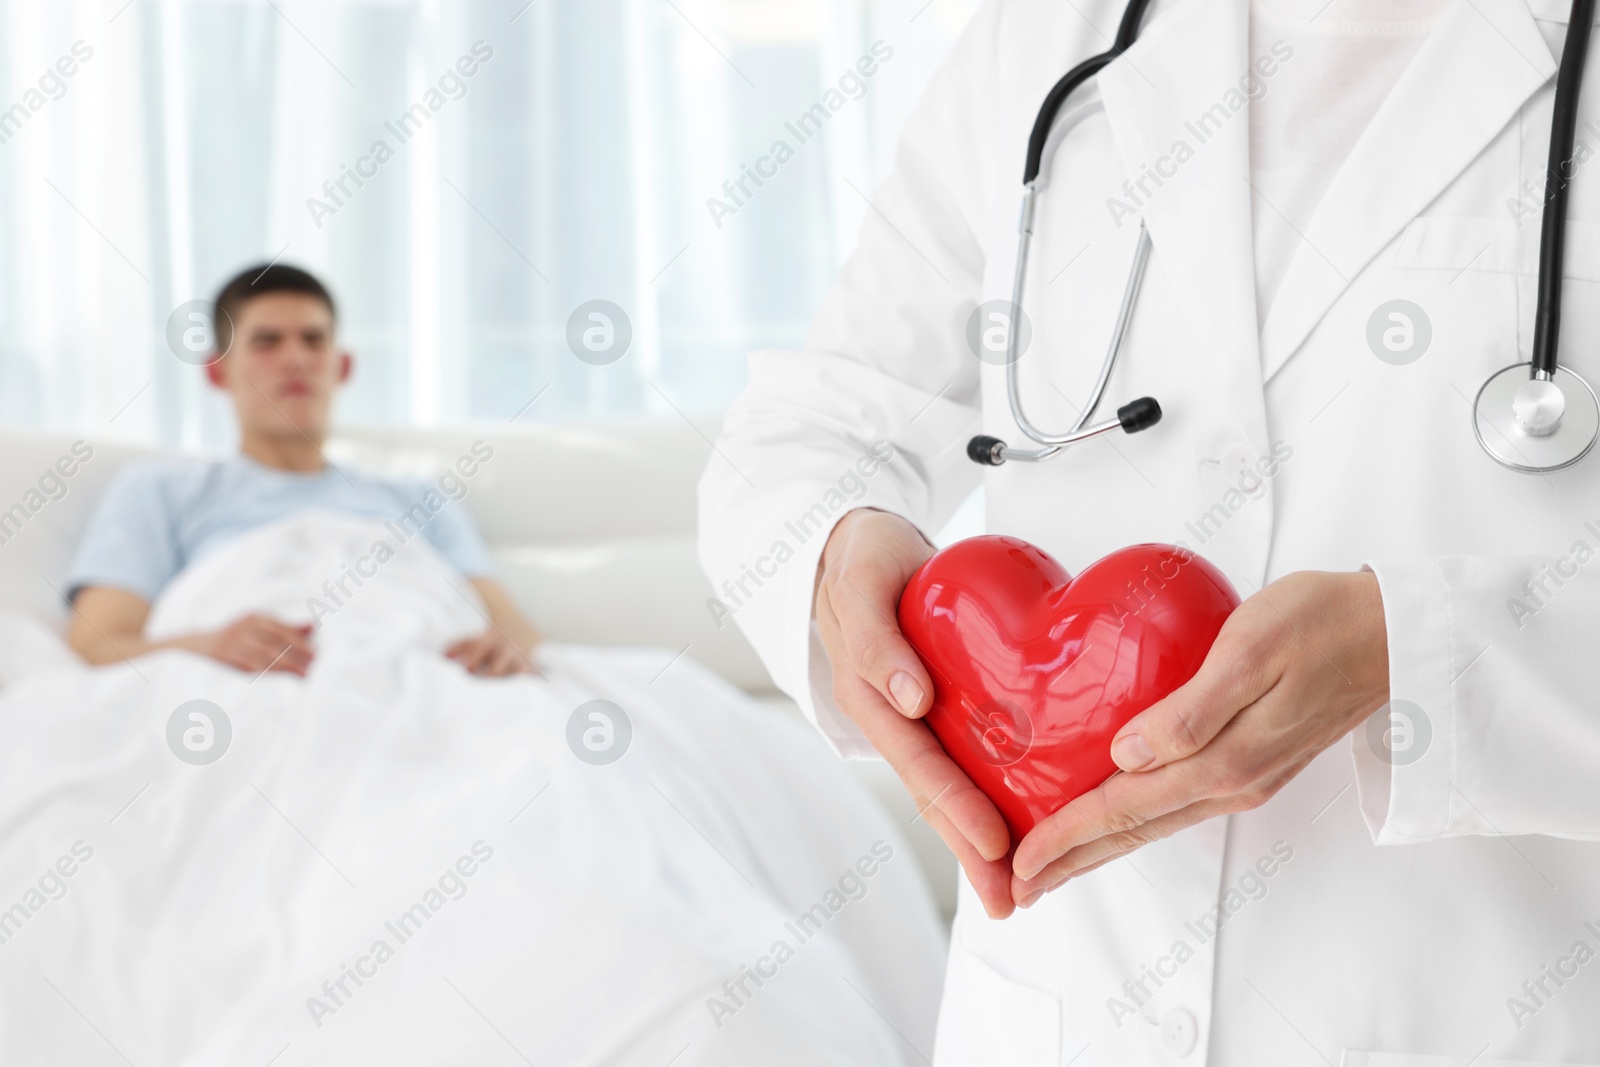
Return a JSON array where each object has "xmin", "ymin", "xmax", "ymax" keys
[
  {"xmin": 447, "ymin": 578, "xmax": 542, "ymax": 677},
  {"xmin": 193, "ymin": 614, "xmax": 316, "ymax": 676},
  {"xmin": 68, "ymin": 587, "xmax": 313, "ymax": 677},
  {"xmin": 445, "ymin": 629, "xmax": 536, "ymax": 677}
]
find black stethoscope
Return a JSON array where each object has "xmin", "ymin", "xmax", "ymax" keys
[{"xmin": 969, "ymin": 0, "xmax": 1600, "ymax": 474}]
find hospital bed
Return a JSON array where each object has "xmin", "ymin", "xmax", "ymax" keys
[
  {"xmin": 0, "ymin": 419, "xmax": 954, "ymax": 914},
  {"xmin": 0, "ymin": 420, "xmax": 958, "ymax": 1065}
]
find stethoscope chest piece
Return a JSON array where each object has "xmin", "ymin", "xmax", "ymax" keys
[{"xmin": 1473, "ymin": 362, "xmax": 1600, "ymax": 473}]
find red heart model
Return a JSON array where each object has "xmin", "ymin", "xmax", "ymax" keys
[{"xmin": 897, "ymin": 536, "xmax": 1239, "ymax": 844}]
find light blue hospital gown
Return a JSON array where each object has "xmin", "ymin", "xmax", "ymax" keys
[{"xmin": 66, "ymin": 454, "xmax": 496, "ymax": 602}]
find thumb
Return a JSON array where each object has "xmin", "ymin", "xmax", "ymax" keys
[{"xmin": 1108, "ymin": 663, "xmax": 1241, "ymax": 772}]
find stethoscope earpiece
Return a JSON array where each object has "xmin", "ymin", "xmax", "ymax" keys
[
  {"xmin": 967, "ymin": 435, "xmax": 1007, "ymax": 466},
  {"xmin": 966, "ymin": 395, "xmax": 1161, "ymax": 467},
  {"xmin": 1117, "ymin": 396, "xmax": 1162, "ymax": 433}
]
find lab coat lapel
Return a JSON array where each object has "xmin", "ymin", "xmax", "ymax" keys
[
  {"xmin": 1098, "ymin": 0, "xmax": 1268, "ymax": 446},
  {"xmin": 1258, "ymin": 0, "xmax": 1557, "ymax": 383}
]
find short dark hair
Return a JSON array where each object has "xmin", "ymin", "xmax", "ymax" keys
[{"xmin": 211, "ymin": 263, "xmax": 337, "ymax": 355}]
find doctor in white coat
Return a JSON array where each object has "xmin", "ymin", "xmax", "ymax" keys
[{"xmin": 699, "ymin": 0, "xmax": 1600, "ymax": 1063}]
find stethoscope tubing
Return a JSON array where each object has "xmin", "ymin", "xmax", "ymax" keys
[
  {"xmin": 975, "ymin": 0, "xmax": 1163, "ymax": 467},
  {"xmin": 989, "ymin": 0, "xmax": 1600, "ymax": 473},
  {"xmin": 1532, "ymin": 0, "xmax": 1597, "ymax": 380},
  {"xmin": 1023, "ymin": 0, "xmax": 1155, "ymax": 184},
  {"xmin": 1002, "ymin": 216, "xmax": 1151, "ymax": 452}
]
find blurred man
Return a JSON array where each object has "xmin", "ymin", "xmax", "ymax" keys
[{"xmin": 66, "ymin": 264, "xmax": 538, "ymax": 677}]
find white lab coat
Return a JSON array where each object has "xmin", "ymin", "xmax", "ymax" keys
[{"xmin": 698, "ymin": 0, "xmax": 1600, "ymax": 1063}]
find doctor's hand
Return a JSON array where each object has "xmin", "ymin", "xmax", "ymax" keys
[
  {"xmin": 1010, "ymin": 569, "xmax": 1391, "ymax": 909},
  {"xmin": 817, "ymin": 507, "xmax": 1018, "ymax": 919}
]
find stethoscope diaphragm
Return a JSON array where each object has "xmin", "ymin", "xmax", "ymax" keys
[{"xmin": 1472, "ymin": 363, "xmax": 1600, "ymax": 473}]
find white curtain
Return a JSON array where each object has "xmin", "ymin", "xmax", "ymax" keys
[{"xmin": 0, "ymin": 0, "xmax": 979, "ymax": 449}]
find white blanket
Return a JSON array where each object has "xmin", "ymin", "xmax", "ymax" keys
[{"xmin": 0, "ymin": 512, "xmax": 945, "ymax": 1065}]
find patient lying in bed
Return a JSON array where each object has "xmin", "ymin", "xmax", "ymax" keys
[
  {"xmin": 0, "ymin": 265, "xmax": 947, "ymax": 1067},
  {"xmin": 65, "ymin": 263, "xmax": 538, "ymax": 679}
]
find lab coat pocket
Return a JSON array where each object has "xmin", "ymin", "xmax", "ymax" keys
[
  {"xmin": 1343, "ymin": 1052, "xmax": 1600, "ymax": 1067},
  {"xmin": 932, "ymin": 936, "xmax": 1061, "ymax": 1067},
  {"xmin": 1393, "ymin": 215, "xmax": 1600, "ymax": 282},
  {"xmin": 1391, "ymin": 215, "xmax": 1600, "ymax": 377}
]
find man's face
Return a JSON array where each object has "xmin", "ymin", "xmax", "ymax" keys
[{"xmin": 207, "ymin": 292, "xmax": 349, "ymax": 442}]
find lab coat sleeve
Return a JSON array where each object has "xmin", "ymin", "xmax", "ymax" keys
[
  {"xmin": 1353, "ymin": 554, "xmax": 1600, "ymax": 843},
  {"xmin": 696, "ymin": 4, "xmax": 1011, "ymax": 759}
]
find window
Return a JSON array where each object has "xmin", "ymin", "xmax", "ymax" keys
[{"xmin": 0, "ymin": 0, "xmax": 980, "ymax": 447}]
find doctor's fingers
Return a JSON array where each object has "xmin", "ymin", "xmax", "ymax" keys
[
  {"xmin": 828, "ymin": 661, "xmax": 1012, "ymax": 866},
  {"xmin": 1013, "ymin": 732, "xmax": 1306, "ymax": 888},
  {"xmin": 1012, "ymin": 797, "xmax": 1235, "ymax": 907},
  {"xmin": 1010, "ymin": 756, "xmax": 1230, "ymax": 881},
  {"xmin": 816, "ymin": 557, "xmax": 933, "ymax": 719},
  {"xmin": 1107, "ymin": 609, "xmax": 1288, "ymax": 773},
  {"xmin": 921, "ymin": 802, "xmax": 1016, "ymax": 919}
]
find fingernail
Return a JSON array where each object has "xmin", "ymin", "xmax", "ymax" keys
[
  {"xmin": 888, "ymin": 672, "xmax": 924, "ymax": 716},
  {"xmin": 1110, "ymin": 732, "xmax": 1154, "ymax": 771},
  {"xmin": 1020, "ymin": 876, "xmax": 1070, "ymax": 908}
]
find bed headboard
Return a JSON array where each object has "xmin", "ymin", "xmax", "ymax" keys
[{"xmin": 0, "ymin": 419, "xmax": 778, "ymax": 694}]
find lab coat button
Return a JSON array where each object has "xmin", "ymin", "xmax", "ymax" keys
[
  {"xmin": 1159, "ymin": 1007, "xmax": 1198, "ymax": 1056},
  {"xmin": 1222, "ymin": 444, "xmax": 1253, "ymax": 477}
]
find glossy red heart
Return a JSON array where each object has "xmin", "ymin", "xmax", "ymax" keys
[{"xmin": 897, "ymin": 536, "xmax": 1239, "ymax": 844}]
